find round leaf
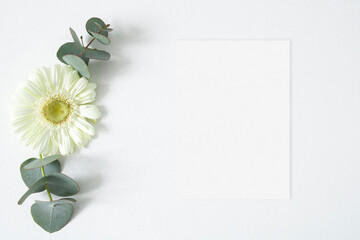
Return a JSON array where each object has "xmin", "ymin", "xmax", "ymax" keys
[
  {"xmin": 89, "ymin": 31, "xmax": 110, "ymax": 45},
  {"xmin": 24, "ymin": 155, "xmax": 62, "ymax": 170},
  {"xmin": 31, "ymin": 200, "xmax": 74, "ymax": 233},
  {"xmin": 86, "ymin": 17, "xmax": 108, "ymax": 37},
  {"xmin": 57, "ymin": 42, "xmax": 89, "ymax": 64},
  {"xmin": 46, "ymin": 172, "xmax": 80, "ymax": 196},
  {"xmin": 21, "ymin": 158, "xmax": 61, "ymax": 189},
  {"xmin": 84, "ymin": 49, "xmax": 111, "ymax": 60},
  {"xmin": 63, "ymin": 54, "xmax": 91, "ymax": 79},
  {"xmin": 94, "ymin": 22, "xmax": 102, "ymax": 31},
  {"xmin": 18, "ymin": 177, "xmax": 46, "ymax": 205}
]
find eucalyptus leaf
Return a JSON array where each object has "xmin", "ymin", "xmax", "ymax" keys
[
  {"xmin": 31, "ymin": 200, "xmax": 74, "ymax": 233},
  {"xmin": 18, "ymin": 177, "xmax": 46, "ymax": 205},
  {"xmin": 84, "ymin": 49, "xmax": 111, "ymax": 60},
  {"xmin": 94, "ymin": 22, "xmax": 102, "ymax": 31},
  {"xmin": 63, "ymin": 54, "xmax": 91, "ymax": 79},
  {"xmin": 89, "ymin": 31, "xmax": 110, "ymax": 45},
  {"xmin": 17, "ymin": 172, "xmax": 79, "ymax": 205},
  {"xmin": 69, "ymin": 27, "xmax": 84, "ymax": 51},
  {"xmin": 46, "ymin": 172, "xmax": 80, "ymax": 196},
  {"xmin": 56, "ymin": 198, "xmax": 76, "ymax": 203},
  {"xmin": 21, "ymin": 158, "xmax": 61, "ymax": 189},
  {"xmin": 86, "ymin": 17, "xmax": 108, "ymax": 37},
  {"xmin": 23, "ymin": 155, "xmax": 62, "ymax": 170},
  {"xmin": 35, "ymin": 198, "xmax": 76, "ymax": 205},
  {"xmin": 57, "ymin": 42, "xmax": 89, "ymax": 64}
]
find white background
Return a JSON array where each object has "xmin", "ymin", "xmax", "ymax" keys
[
  {"xmin": 176, "ymin": 41, "xmax": 290, "ymax": 199},
  {"xmin": 0, "ymin": 0, "xmax": 359, "ymax": 239}
]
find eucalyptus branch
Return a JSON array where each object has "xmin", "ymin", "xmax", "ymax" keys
[{"xmin": 16, "ymin": 17, "xmax": 112, "ymax": 233}]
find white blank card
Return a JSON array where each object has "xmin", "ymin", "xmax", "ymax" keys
[{"xmin": 176, "ymin": 40, "xmax": 290, "ymax": 199}]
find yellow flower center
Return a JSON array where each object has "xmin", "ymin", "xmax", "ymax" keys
[{"xmin": 43, "ymin": 99, "xmax": 71, "ymax": 124}]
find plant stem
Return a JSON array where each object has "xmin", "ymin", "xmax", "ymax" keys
[
  {"xmin": 84, "ymin": 38, "xmax": 95, "ymax": 49},
  {"xmin": 39, "ymin": 154, "xmax": 53, "ymax": 201},
  {"xmin": 84, "ymin": 27, "xmax": 105, "ymax": 50}
]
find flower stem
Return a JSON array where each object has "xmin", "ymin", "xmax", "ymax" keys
[{"xmin": 39, "ymin": 154, "xmax": 53, "ymax": 202}]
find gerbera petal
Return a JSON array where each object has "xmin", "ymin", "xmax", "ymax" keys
[
  {"xmin": 35, "ymin": 67, "xmax": 54, "ymax": 93},
  {"xmin": 10, "ymin": 107, "xmax": 34, "ymax": 119},
  {"xmin": 13, "ymin": 88, "xmax": 37, "ymax": 103},
  {"xmin": 37, "ymin": 130, "xmax": 51, "ymax": 154},
  {"xmin": 59, "ymin": 128, "xmax": 72, "ymax": 155},
  {"xmin": 49, "ymin": 130, "xmax": 60, "ymax": 155},
  {"xmin": 70, "ymin": 77, "xmax": 88, "ymax": 96},
  {"xmin": 76, "ymin": 91, "xmax": 96, "ymax": 104},
  {"xmin": 79, "ymin": 105, "xmax": 101, "ymax": 120},
  {"xmin": 51, "ymin": 64, "xmax": 63, "ymax": 92},
  {"xmin": 75, "ymin": 83, "xmax": 97, "ymax": 104},
  {"xmin": 24, "ymin": 80, "xmax": 44, "ymax": 98},
  {"xmin": 24, "ymin": 122, "xmax": 43, "ymax": 147},
  {"xmin": 12, "ymin": 115, "xmax": 35, "ymax": 133},
  {"xmin": 68, "ymin": 123, "xmax": 88, "ymax": 147},
  {"xmin": 74, "ymin": 117, "xmax": 95, "ymax": 136}
]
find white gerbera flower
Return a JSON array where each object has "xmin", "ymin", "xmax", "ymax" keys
[{"xmin": 10, "ymin": 64, "xmax": 101, "ymax": 156}]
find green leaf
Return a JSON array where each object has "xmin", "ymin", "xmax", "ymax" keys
[
  {"xmin": 23, "ymin": 155, "xmax": 62, "ymax": 170},
  {"xmin": 35, "ymin": 198, "xmax": 76, "ymax": 206},
  {"xmin": 57, "ymin": 42, "xmax": 89, "ymax": 64},
  {"xmin": 104, "ymin": 28, "xmax": 113, "ymax": 32},
  {"xmin": 46, "ymin": 172, "xmax": 80, "ymax": 196},
  {"xmin": 86, "ymin": 17, "xmax": 108, "ymax": 37},
  {"xmin": 18, "ymin": 172, "xmax": 80, "ymax": 205},
  {"xmin": 31, "ymin": 199, "xmax": 75, "ymax": 233},
  {"xmin": 89, "ymin": 31, "xmax": 110, "ymax": 45},
  {"xmin": 69, "ymin": 27, "xmax": 84, "ymax": 51},
  {"xmin": 84, "ymin": 49, "xmax": 111, "ymax": 60},
  {"xmin": 20, "ymin": 158, "xmax": 61, "ymax": 189},
  {"xmin": 94, "ymin": 22, "xmax": 102, "ymax": 31},
  {"xmin": 18, "ymin": 173, "xmax": 79, "ymax": 205},
  {"xmin": 18, "ymin": 178, "xmax": 46, "ymax": 205},
  {"xmin": 63, "ymin": 54, "xmax": 91, "ymax": 79},
  {"xmin": 47, "ymin": 198, "xmax": 76, "ymax": 203}
]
